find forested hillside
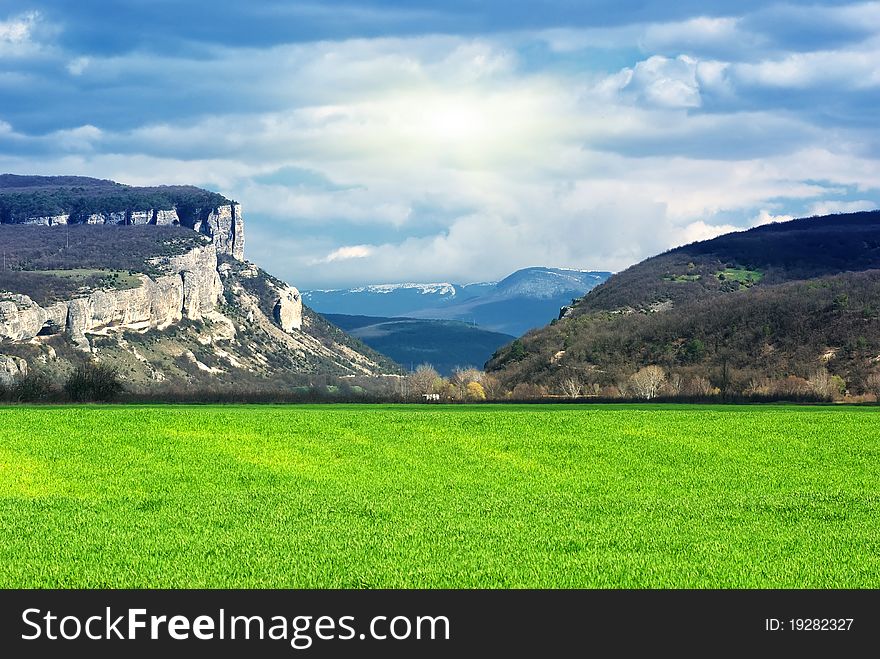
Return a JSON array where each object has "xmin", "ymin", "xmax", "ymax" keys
[{"xmin": 488, "ymin": 211, "xmax": 880, "ymax": 400}]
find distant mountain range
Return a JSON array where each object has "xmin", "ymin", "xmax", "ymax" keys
[
  {"xmin": 305, "ymin": 267, "xmax": 611, "ymax": 336},
  {"xmin": 324, "ymin": 314, "xmax": 515, "ymax": 376}
]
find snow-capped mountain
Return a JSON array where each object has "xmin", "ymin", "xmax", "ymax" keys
[
  {"xmin": 347, "ymin": 283, "xmax": 459, "ymax": 296},
  {"xmin": 304, "ymin": 267, "xmax": 611, "ymax": 336},
  {"xmin": 493, "ymin": 267, "xmax": 610, "ymax": 299}
]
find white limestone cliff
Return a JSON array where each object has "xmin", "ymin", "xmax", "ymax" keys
[
  {"xmin": 0, "ymin": 355, "xmax": 27, "ymax": 384},
  {"xmin": 0, "ymin": 243, "xmax": 224, "ymax": 351},
  {"xmin": 273, "ymin": 287, "xmax": 303, "ymax": 332}
]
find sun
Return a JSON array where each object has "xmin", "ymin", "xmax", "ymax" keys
[
  {"xmin": 425, "ymin": 102, "xmax": 486, "ymax": 143},
  {"xmin": 378, "ymin": 88, "xmax": 545, "ymax": 163}
]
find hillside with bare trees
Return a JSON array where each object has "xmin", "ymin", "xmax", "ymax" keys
[{"xmin": 487, "ymin": 211, "xmax": 880, "ymax": 401}]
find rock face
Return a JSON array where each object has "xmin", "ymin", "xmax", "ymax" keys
[
  {"xmin": 155, "ymin": 209, "xmax": 178, "ymax": 225},
  {"xmin": 0, "ymin": 354, "xmax": 27, "ymax": 384},
  {"xmin": 273, "ymin": 287, "xmax": 303, "ymax": 332},
  {"xmin": 0, "ymin": 243, "xmax": 223, "ymax": 351},
  {"xmin": 19, "ymin": 214, "xmax": 69, "ymax": 226},
  {"xmin": 191, "ymin": 203, "xmax": 244, "ymax": 260}
]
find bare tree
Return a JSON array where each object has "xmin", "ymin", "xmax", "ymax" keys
[
  {"xmin": 627, "ymin": 365, "xmax": 667, "ymax": 400},
  {"xmin": 865, "ymin": 372, "xmax": 880, "ymax": 399},
  {"xmin": 481, "ymin": 374, "xmax": 506, "ymax": 400},
  {"xmin": 511, "ymin": 382, "xmax": 547, "ymax": 400},
  {"xmin": 450, "ymin": 367, "xmax": 483, "ymax": 399},
  {"xmin": 560, "ymin": 376, "xmax": 582, "ymax": 398},
  {"xmin": 407, "ymin": 363, "xmax": 440, "ymax": 397},
  {"xmin": 808, "ymin": 367, "xmax": 835, "ymax": 400},
  {"xmin": 662, "ymin": 372, "xmax": 683, "ymax": 397},
  {"xmin": 684, "ymin": 376, "xmax": 714, "ymax": 396}
]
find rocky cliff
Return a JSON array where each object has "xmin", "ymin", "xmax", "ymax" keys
[
  {"xmin": 0, "ymin": 243, "xmax": 223, "ymax": 351},
  {"xmin": 0, "ymin": 354, "xmax": 27, "ymax": 385},
  {"xmin": 0, "ymin": 176, "xmax": 398, "ymax": 388}
]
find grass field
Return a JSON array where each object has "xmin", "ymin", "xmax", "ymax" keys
[
  {"xmin": 1, "ymin": 404, "xmax": 878, "ymax": 588},
  {"xmin": 716, "ymin": 267, "xmax": 764, "ymax": 286}
]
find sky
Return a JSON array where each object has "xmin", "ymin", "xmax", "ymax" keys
[{"xmin": 1, "ymin": 1, "xmax": 879, "ymax": 289}]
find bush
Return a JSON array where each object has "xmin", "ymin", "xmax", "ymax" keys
[
  {"xmin": 466, "ymin": 381, "xmax": 486, "ymax": 401},
  {"xmin": 11, "ymin": 370, "xmax": 56, "ymax": 402},
  {"xmin": 64, "ymin": 362, "xmax": 124, "ymax": 402},
  {"xmin": 510, "ymin": 382, "xmax": 547, "ymax": 400}
]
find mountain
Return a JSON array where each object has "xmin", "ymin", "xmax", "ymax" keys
[
  {"xmin": 0, "ymin": 175, "xmax": 398, "ymax": 394},
  {"xmin": 304, "ymin": 267, "xmax": 611, "ymax": 336},
  {"xmin": 487, "ymin": 210, "xmax": 880, "ymax": 399},
  {"xmin": 324, "ymin": 314, "xmax": 516, "ymax": 376}
]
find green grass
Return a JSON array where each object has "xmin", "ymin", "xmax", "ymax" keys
[
  {"xmin": 663, "ymin": 274, "xmax": 702, "ymax": 282},
  {"xmin": 31, "ymin": 268, "xmax": 142, "ymax": 289},
  {"xmin": 716, "ymin": 267, "xmax": 763, "ymax": 286},
  {"xmin": 1, "ymin": 404, "xmax": 878, "ymax": 588}
]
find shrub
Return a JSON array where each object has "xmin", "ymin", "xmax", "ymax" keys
[
  {"xmin": 11, "ymin": 370, "xmax": 56, "ymax": 402},
  {"xmin": 64, "ymin": 362, "xmax": 124, "ymax": 402},
  {"xmin": 510, "ymin": 382, "xmax": 547, "ymax": 400},
  {"xmin": 465, "ymin": 381, "xmax": 486, "ymax": 401}
]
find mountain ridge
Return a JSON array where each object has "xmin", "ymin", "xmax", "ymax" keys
[
  {"xmin": 324, "ymin": 313, "xmax": 515, "ymax": 376},
  {"xmin": 304, "ymin": 266, "xmax": 611, "ymax": 336}
]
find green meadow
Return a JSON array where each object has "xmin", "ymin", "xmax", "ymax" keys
[{"xmin": 0, "ymin": 404, "xmax": 877, "ymax": 588}]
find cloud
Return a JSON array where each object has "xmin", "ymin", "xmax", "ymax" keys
[
  {"xmin": 66, "ymin": 56, "xmax": 90, "ymax": 76},
  {"xmin": 0, "ymin": 11, "xmax": 37, "ymax": 43},
  {"xmin": 0, "ymin": 11, "xmax": 41, "ymax": 56},
  {"xmin": 678, "ymin": 220, "xmax": 742, "ymax": 244},
  {"xmin": 319, "ymin": 244, "xmax": 374, "ymax": 263},
  {"xmin": 733, "ymin": 46, "xmax": 880, "ymax": 90},
  {"xmin": 807, "ymin": 199, "xmax": 878, "ymax": 215},
  {"xmin": 1, "ymin": 3, "xmax": 880, "ymax": 288},
  {"xmin": 750, "ymin": 209, "xmax": 794, "ymax": 226},
  {"xmin": 640, "ymin": 16, "xmax": 764, "ymax": 58},
  {"xmin": 621, "ymin": 55, "xmax": 702, "ymax": 107}
]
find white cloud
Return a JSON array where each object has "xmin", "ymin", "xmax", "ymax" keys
[
  {"xmin": 54, "ymin": 124, "xmax": 102, "ymax": 151},
  {"xmin": 641, "ymin": 16, "xmax": 749, "ymax": 52},
  {"xmin": 0, "ymin": 11, "xmax": 52, "ymax": 58},
  {"xmin": 733, "ymin": 46, "xmax": 880, "ymax": 90},
  {"xmin": 0, "ymin": 11, "xmax": 37, "ymax": 44},
  {"xmin": 830, "ymin": 1, "xmax": 880, "ymax": 32},
  {"xmin": 750, "ymin": 209, "xmax": 794, "ymax": 226},
  {"xmin": 808, "ymin": 199, "xmax": 877, "ymax": 215},
  {"xmin": 677, "ymin": 220, "xmax": 741, "ymax": 244},
  {"xmin": 3, "ymin": 11, "xmax": 880, "ymax": 287},
  {"xmin": 619, "ymin": 55, "xmax": 701, "ymax": 108},
  {"xmin": 66, "ymin": 56, "xmax": 90, "ymax": 76},
  {"xmin": 319, "ymin": 245, "xmax": 374, "ymax": 263}
]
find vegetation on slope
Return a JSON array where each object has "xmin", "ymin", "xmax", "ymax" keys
[
  {"xmin": 488, "ymin": 211, "xmax": 880, "ymax": 399},
  {"xmin": 0, "ymin": 224, "xmax": 209, "ymax": 303},
  {"xmin": 489, "ymin": 270, "xmax": 880, "ymax": 396},
  {"xmin": 573, "ymin": 210, "xmax": 880, "ymax": 315},
  {"xmin": 0, "ymin": 175, "xmax": 230, "ymax": 220}
]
